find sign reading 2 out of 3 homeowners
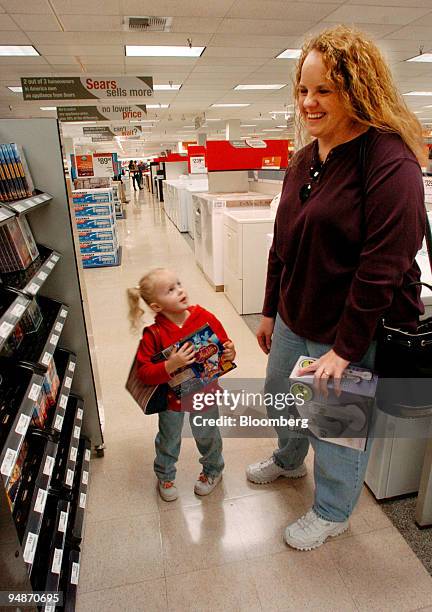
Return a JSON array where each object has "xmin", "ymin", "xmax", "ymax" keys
[
  {"xmin": 57, "ymin": 105, "xmax": 148, "ymax": 122},
  {"xmin": 21, "ymin": 77, "xmax": 153, "ymax": 101}
]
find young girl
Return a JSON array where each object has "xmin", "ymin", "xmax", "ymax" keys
[{"xmin": 127, "ymin": 268, "xmax": 236, "ymax": 502}]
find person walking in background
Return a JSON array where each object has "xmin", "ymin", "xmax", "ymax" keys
[{"xmin": 247, "ymin": 25, "xmax": 426, "ymax": 550}]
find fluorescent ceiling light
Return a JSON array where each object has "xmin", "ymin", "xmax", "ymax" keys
[
  {"xmin": 211, "ymin": 103, "xmax": 250, "ymax": 108},
  {"xmin": 206, "ymin": 118, "xmax": 221, "ymax": 121},
  {"xmin": 153, "ymin": 84, "xmax": 182, "ymax": 90},
  {"xmin": 407, "ymin": 53, "xmax": 432, "ymax": 63},
  {"xmin": 8, "ymin": 86, "xmax": 22, "ymax": 93},
  {"xmin": 263, "ymin": 128, "xmax": 283, "ymax": 131},
  {"xmin": 270, "ymin": 109, "xmax": 293, "ymax": 114},
  {"xmin": 183, "ymin": 125, "xmax": 195, "ymax": 128},
  {"xmin": 0, "ymin": 45, "xmax": 39, "ymax": 56},
  {"xmin": 403, "ymin": 91, "xmax": 432, "ymax": 96},
  {"xmin": 40, "ymin": 106, "xmax": 56, "ymax": 110},
  {"xmin": 276, "ymin": 48, "xmax": 301, "ymax": 59},
  {"xmin": 241, "ymin": 124, "xmax": 257, "ymax": 127},
  {"xmin": 146, "ymin": 104, "xmax": 169, "ymax": 109},
  {"xmin": 234, "ymin": 84, "xmax": 286, "ymax": 90},
  {"xmin": 125, "ymin": 45, "xmax": 205, "ymax": 57}
]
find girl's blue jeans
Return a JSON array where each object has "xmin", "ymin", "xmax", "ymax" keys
[
  {"xmin": 267, "ymin": 314, "xmax": 376, "ymax": 522},
  {"xmin": 154, "ymin": 408, "xmax": 224, "ymax": 482}
]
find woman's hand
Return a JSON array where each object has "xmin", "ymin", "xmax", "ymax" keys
[
  {"xmin": 297, "ymin": 349, "xmax": 350, "ymax": 396},
  {"xmin": 165, "ymin": 342, "xmax": 196, "ymax": 375},
  {"xmin": 222, "ymin": 340, "xmax": 236, "ymax": 362},
  {"xmin": 256, "ymin": 316, "xmax": 275, "ymax": 354}
]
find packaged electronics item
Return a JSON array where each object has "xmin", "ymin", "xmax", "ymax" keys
[
  {"xmin": 81, "ymin": 252, "xmax": 119, "ymax": 268},
  {"xmin": 72, "ymin": 188, "xmax": 113, "ymax": 204},
  {"xmin": 73, "ymin": 204, "xmax": 113, "ymax": 218},
  {"xmin": 6, "ymin": 439, "xmax": 28, "ymax": 511},
  {"xmin": 77, "ymin": 229, "xmax": 117, "ymax": 242},
  {"xmin": 289, "ymin": 356, "xmax": 378, "ymax": 452},
  {"xmin": 152, "ymin": 323, "xmax": 236, "ymax": 399},
  {"xmin": 0, "ymin": 143, "xmax": 34, "ymax": 202},
  {"xmin": 1, "ymin": 321, "xmax": 25, "ymax": 356},
  {"xmin": 31, "ymin": 386, "xmax": 50, "ymax": 429},
  {"xmin": 0, "ymin": 216, "xmax": 39, "ymax": 272},
  {"xmin": 43, "ymin": 357, "xmax": 60, "ymax": 407},
  {"xmin": 75, "ymin": 216, "xmax": 115, "ymax": 230},
  {"xmin": 79, "ymin": 241, "xmax": 118, "ymax": 254},
  {"xmin": 74, "ymin": 177, "xmax": 110, "ymax": 190},
  {"xmin": 20, "ymin": 299, "xmax": 43, "ymax": 334}
]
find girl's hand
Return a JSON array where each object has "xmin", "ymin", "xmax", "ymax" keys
[
  {"xmin": 297, "ymin": 349, "xmax": 350, "ymax": 396},
  {"xmin": 222, "ymin": 340, "xmax": 236, "ymax": 362},
  {"xmin": 165, "ymin": 342, "xmax": 196, "ymax": 375},
  {"xmin": 256, "ymin": 316, "xmax": 275, "ymax": 354}
]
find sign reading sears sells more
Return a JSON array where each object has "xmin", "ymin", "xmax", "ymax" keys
[{"xmin": 21, "ymin": 77, "xmax": 153, "ymax": 101}]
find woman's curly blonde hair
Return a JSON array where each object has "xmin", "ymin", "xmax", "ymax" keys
[{"xmin": 293, "ymin": 25, "xmax": 426, "ymax": 164}]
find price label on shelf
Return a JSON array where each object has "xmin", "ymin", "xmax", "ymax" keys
[
  {"xmin": 82, "ymin": 470, "xmax": 89, "ymax": 485},
  {"xmin": 59, "ymin": 394, "xmax": 68, "ymax": 409},
  {"xmin": 60, "ymin": 308, "xmax": 67, "ymax": 318},
  {"xmin": 28, "ymin": 383, "xmax": 42, "ymax": 402},
  {"xmin": 79, "ymin": 492, "xmax": 87, "ymax": 509},
  {"xmin": 15, "ymin": 413, "xmax": 31, "ymax": 436},
  {"xmin": 43, "ymin": 455, "xmax": 55, "ymax": 476},
  {"xmin": 11, "ymin": 303, "xmax": 26, "ymax": 318},
  {"xmin": 73, "ymin": 425, "xmax": 81, "ymax": 439},
  {"xmin": 15, "ymin": 204, "xmax": 25, "ymax": 212},
  {"xmin": 58, "ymin": 510, "xmax": 68, "ymax": 533},
  {"xmin": 46, "ymin": 260, "xmax": 55, "ymax": 270},
  {"xmin": 51, "ymin": 548, "xmax": 63, "ymax": 574},
  {"xmin": 1, "ymin": 448, "xmax": 17, "ymax": 477},
  {"xmin": 77, "ymin": 408, "xmax": 83, "ymax": 421},
  {"xmin": 26, "ymin": 282, "xmax": 40, "ymax": 295},
  {"xmin": 71, "ymin": 561, "xmax": 80, "ymax": 585},
  {"xmin": 23, "ymin": 532, "xmax": 38, "ymax": 564},
  {"xmin": 49, "ymin": 333, "xmax": 59, "ymax": 346},
  {"xmin": 0, "ymin": 321, "xmax": 13, "ymax": 339},
  {"xmin": 45, "ymin": 605, "xmax": 55, "ymax": 612},
  {"xmin": 34, "ymin": 488, "xmax": 48, "ymax": 514},
  {"xmin": 52, "ymin": 254, "xmax": 60, "ymax": 263},
  {"xmin": 37, "ymin": 270, "xmax": 48, "ymax": 281},
  {"xmin": 69, "ymin": 361, "xmax": 76, "ymax": 373},
  {"xmin": 66, "ymin": 468, "xmax": 74, "ymax": 487},
  {"xmin": 70, "ymin": 446, "xmax": 78, "ymax": 462},
  {"xmin": 54, "ymin": 414, "xmax": 64, "ymax": 432},
  {"xmin": 55, "ymin": 322, "xmax": 63, "ymax": 333},
  {"xmin": 33, "ymin": 197, "xmax": 43, "ymax": 204},
  {"xmin": 64, "ymin": 376, "xmax": 72, "ymax": 389},
  {"xmin": 85, "ymin": 449, "xmax": 91, "ymax": 462}
]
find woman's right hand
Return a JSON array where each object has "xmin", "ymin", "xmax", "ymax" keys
[
  {"xmin": 256, "ymin": 316, "xmax": 275, "ymax": 355},
  {"xmin": 165, "ymin": 342, "xmax": 196, "ymax": 374}
]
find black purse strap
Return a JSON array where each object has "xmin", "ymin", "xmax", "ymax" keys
[{"xmin": 359, "ymin": 133, "xmax": 432, "ymax": 274}]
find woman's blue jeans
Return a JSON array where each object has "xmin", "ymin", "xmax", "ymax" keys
[
  {"xmin": 154, "ymin": 408, "xmax": 224, "ymax": 482},
  {"xmin": 267, "ymin": 314, "xmax": 376, "ymax": 522}
]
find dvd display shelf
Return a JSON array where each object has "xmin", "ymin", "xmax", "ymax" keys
[{"xmin": 0, "ymin": 118, "xmax": 104, "ymax": 609}]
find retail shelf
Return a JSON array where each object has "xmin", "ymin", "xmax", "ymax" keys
[
  {"xmin": 0, "ymin": 287, "xmax": 31, "ymax": 352},
  {"xmin": 68, "ymin": 438, "xmax": 90, "ymax": 545},
  {"xmin": 2, "ymin": 191, "xmax": 53, "ymax": 216},
  {"xmin": 61, "ymin": 548, "xmax": 80, "ymax": 612},
  {"xmin": 1, "ymin": 245, "xmax": 61, "ymax": 297},
  {"xmin": 0, "ymin": 204, "xmax": 16, "ymax": 226},
  {"xmin": 43, "ymin": 498, "xmax": 70, "ymax": 594},
  {"xmin": 14, "ymin": 296, "xmax": 68, "ymax": 369},
  {"xmin": 49, "ymin": 350, "xmax": 77, "ymax": 437},
  {"xmin": 0, "ymin": 366, "xmax": 45, "ymax": 489},
  {"xmin": 50, "ymin": 395, "xmax": 83, "ymax": 496}
]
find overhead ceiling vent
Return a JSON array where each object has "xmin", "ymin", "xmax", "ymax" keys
[{"xmin": 124, "ymin": 16, "xmax": 173, "ymax": 32}]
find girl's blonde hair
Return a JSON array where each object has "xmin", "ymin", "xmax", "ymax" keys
[
  {"xmin": 126, "ymin": 267, "xmax": 167, "ymax": 330},
  {"xmin": 293, "ymin": 25, "xmax": 426, "ymax": 164}
]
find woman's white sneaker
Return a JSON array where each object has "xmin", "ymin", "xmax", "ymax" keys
[
  {"xmin": 194, "ymin": 472, "xmax": 222, "ymax": 496},
  {"xmin": 284, "ymin": 509, "xmax": 349, "ymax": 550},
  {"xmin": 246, "ymin": 456, "xmax": 307, "ymax": 484}
]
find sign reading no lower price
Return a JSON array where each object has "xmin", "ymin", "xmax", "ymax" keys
[
  {"xmin": 57, "ymin": 105, "xmax": 147, "ymax": 122},
  {"xmin": 21, "ymin": 76, "xmax": 153, "ymax": 101}
]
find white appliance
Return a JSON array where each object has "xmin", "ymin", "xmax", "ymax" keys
[
  {"xmin": 163, "ymin": 177, "xmax": 208, "ymax": 233},
  {"xmin": 193, "ymin": 195, "xmax": 204, "ymax": 269},
  {"xmin": 193, "ymin": 192, "xmax": 273, "ymax": 290},
  {"xmin": 223, "ymin": 208, "xmax": 276, "ymax": 314},
  {"xmin": 184, "ymin": 180, "xmax": 209, "ymax": 238}
]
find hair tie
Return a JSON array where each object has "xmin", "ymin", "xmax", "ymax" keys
[{"xmin": 135, "ymin": 286, "xmax": 140, "ymax": 290}]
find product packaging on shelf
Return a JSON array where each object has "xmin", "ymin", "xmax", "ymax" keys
[
  {"xmin": 77, "ymin": 229, "xmax": 118, "ymax": 243},
  {"xmin": 0, "ymin": 216, "xmax": 39, "ymax": 272},
  {"xmin": 73, "ymin": 204, "xmax": 114, "ymax": 218},
  {"xmin": 31, "ymin": 386, "xmax": 50, "ymax": 429},
  {"xmin": 0, "ymin": 143, "xmax": 34, "ymax": 202},
  {"xmin": 72, "ymin": 188, "xmax": 113, "ymax": 204},
  {"xmin": 20, "ymin": 299, "xmax": 43, "ymax": 334},
  {"xmin": 75, "ymin": 216, "xmax": 115, "ymax": 230},
  {"xmin": 81, "ymin": 252, "xmax": 119, "ymax": 268},
  {"xmin": 43, "ymin": 357, "xmax": 60, "ymax": 407},
  {"xmin": 6, "ymin": 439, "xmax": 28, "ymax": 511},
  {"xmin": 79, "ymin": 241, "xmax": 118, "ymax": 255}
]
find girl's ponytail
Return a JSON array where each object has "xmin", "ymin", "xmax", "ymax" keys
[
  {"xmin": 127, "ymin": 286, "xmax": 145, "ymax": 330},
  {"xmin": 126, "ymin": 268, "xmax": 166, "ymax": 330}
]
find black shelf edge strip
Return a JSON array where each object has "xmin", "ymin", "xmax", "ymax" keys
[
  {"xmin": 39, "ymin": 304, "xmax": 69, "ymax": 368},
  {"xmin": 0, "ymin": 372, "xmax": 45, "ymax": 486},
  {"xmin": 42, "ymin": 499, "xmax": 70, "ymax": 591},
  {"xmin": 22, "ymin": 438, "xmax": 59, "ymax": 573},
  {"xmin": 22, "ymin": 249, "xmax": 61, "ymax": 297},
  {"xmin": 63, "ymin": 549, "xmax": 80, "ymax": 612},
  {"xmin": 2, "ymin": 192, "xmax": 53, "ymax": 216},
  {"xmin": 63, "ymin": 398, "xmax": 83, "ymax": 491},
  {"xmin": 51, "ymin": 353, "xmax": 77, "ymax": 436},
  {"xmin": 71, "ymin": 438, "xmax": 90, "ymax": 543},
  {"xmin": 0, "ymin": 293, "xmax": 31, "ymax": 352}
]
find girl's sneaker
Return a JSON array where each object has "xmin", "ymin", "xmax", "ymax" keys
[
  {"xmin": 194, "ymin": 472, "xmax": 222, "ymax": 496},
  {"xmin": 158, "ymin": 480, "xmax": 178, "ymax": 502}
]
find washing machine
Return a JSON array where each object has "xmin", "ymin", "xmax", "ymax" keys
[{"xmin": 192, "ymin": 195, "xmax": 204, "ymax": 269}]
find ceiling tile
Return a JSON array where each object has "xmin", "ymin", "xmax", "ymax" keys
[
  {"xmin": 218, "ymin": 19, "xmax": 315, "ymax": 36},
  {"xmin": 51, "ymin": 0, "xmax": 121, "ymax": 14},
  {"xmin": 121, "ymin": 0, "xmax": 234, "ymax": 18},
  {"xmin": 210, "ymin": 34, "xmax": 299, "ymax": 48},
  {"xmin": 44, "ymin": 55, "xmax": 81, "ymax": 65},
  {"xmin": 0, "ymin": 13, "xmax": 19, "ymax": 29},
  {"xmin": 204, "ymin": 47, "xmax": 278, "ymax": 59},
  {"xmin": 403, "ymin": 13, "xmax": 432, "ymax": 27},
  {"xmin": 384, "ymin": 25, "xmax": 432, "ymax": 40},
  {"xmin": 61, "ymin": 14, "xmax": 123, "ymax": 31},
  {"xmin": 346, "ymin": 0, "xmax": 432, "ymax": 5},
  {"xmin": 36, "ymin": 44, "xmax": 123, "ymax": 55},
  {"xmin": 324, "ymin": 4, "xmax": 430, "ymax": 25},
  {"xmin": 11, "ymin": 13, "xmax": 62, "ymax": 31},
  {"xmin": 305, "ymin": 22, "xmax": 401, "ymax": 38},
  {"xmin": 122, "ymin": 32, "xmax": 211, "ymax": 45},
  {"xmin": 77, "ymin": 55, "xmax": 125, "ymax": 65},
  {"xmin": 227, "ymin": 0, "xmax": 339, "ymax": 20},
  {"xmin": 0, "ymin": 31, "xmax": 31, "ymax": 43},
  {"xmin": 0, "ymin": 0, "xmax": 51, "ymax": 13},
  {"xmin": 0, "ymin": 56, "xmax": 49, "ymax": 65},
  {"xmin": 169, "ymin": 17, "xmax": 222, "ymax": 33},
  {"xmin": 125, "ymin": 57, "xmax": 198, "ymax": 66}
]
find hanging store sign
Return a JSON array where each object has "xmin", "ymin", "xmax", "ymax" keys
[
  {"xmin": 245, "ymin": 139, "xmax": 267, "ymax": 149},
  {"xmin": 57, "ymin": 105, "xmax": 147, "ymax": 122},
  {"xmin": 21, "ymin": 76, "xmax": 153, "ymax": 101},
  {"xmin": 111, "ymin": 125, "xmax": 142, "ymax": 137},
  {"xmin": 83, "ymin": 126, "xmax": 114, "ymax": 137},
  {"xmin": 92, "ymin": 136, "xmax": 114, "ymax": 142},
  {"xmin": 230, "ymin": 140, "xmax": 248, "ymax": 148}
]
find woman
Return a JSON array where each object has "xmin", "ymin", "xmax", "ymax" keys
[{"xmin": 246, "ymin": 25, "xmax": 426, "ymax": 550}]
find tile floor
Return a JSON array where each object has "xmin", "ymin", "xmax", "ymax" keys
[{"xmin": 76, "ymin": 187, "xmax": 432, "ymax": 611}]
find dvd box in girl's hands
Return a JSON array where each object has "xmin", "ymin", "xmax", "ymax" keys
[{"xmin": 152, "ymin": 323, "xmax": 236, "ymax": 398}]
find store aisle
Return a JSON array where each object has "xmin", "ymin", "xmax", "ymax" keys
[{"xmin": 76, "ymin": 188, "xmax": 432, "ymax": 612}]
